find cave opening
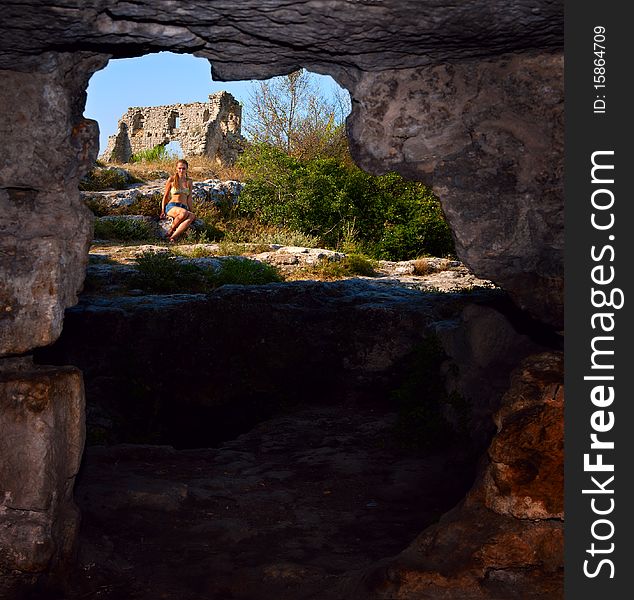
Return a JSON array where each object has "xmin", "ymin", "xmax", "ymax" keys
[{"xmin": 29, "ymin": 51, "xmax": 505, "ymax": 599}]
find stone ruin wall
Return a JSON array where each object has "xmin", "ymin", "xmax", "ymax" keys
[{"xmin": 101, "ymin": 91, "xmax": 244, "ymax": 164}]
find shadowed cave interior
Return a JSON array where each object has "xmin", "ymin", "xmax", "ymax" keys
[{"xmin": 31, "ymin": 282, "xmax": 514, "ymax": 599}]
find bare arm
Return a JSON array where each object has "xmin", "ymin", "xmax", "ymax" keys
[
  {"xmin": 160, "ymin": 177, "xmax": 173, "ymax": 218},
  {"xmin": 187, "ymin": 178, "xmax": 194, "ymax": 212}
]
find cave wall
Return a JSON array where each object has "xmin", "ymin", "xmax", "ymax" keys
[{"xmin": 0, "ymin": 1, "xmax": 564, "ymax": 597}]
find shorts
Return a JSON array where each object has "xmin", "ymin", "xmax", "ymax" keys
[{"xmin": 165, "ymin": 202, "xmax": 189, "ymax": 212}]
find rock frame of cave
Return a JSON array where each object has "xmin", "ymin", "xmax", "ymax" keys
[{"xmin": 0, "ymin": 1, "xmax": 564, "ymax": 598}]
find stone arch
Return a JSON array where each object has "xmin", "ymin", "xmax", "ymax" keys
[{"xmin": 0, "ymin": 2, "xmax": 563, "ymax": 598}]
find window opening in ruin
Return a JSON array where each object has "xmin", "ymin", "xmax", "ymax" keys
[{"xmin": 165, "ymin": 140, "xmax": 183, "ymax": 158}]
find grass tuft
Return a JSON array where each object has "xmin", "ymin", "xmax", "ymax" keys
[
  {"xmin": 291, "ymin": 253, "xmax": 378, "ymax": 281},
  {"xmin": 130, "ymin": 250, "xmax": 282, "ymax": 293},
  {"xmin": 212, "ymin": 257, "xmax": 283, "ymax": 286}
]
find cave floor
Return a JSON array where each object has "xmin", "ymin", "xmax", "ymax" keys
[{"xmin": 63, "ymin": 400, "xmax": 477, "ymax": 600}]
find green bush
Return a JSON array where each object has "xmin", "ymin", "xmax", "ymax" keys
[
  {"xmin": 133, "ymin": 250, "xmax": 209, "ymax": 293},
  {"xmin": 130, "ymin": 145, "xmax": 171, "ymax": 163},
  {"xmin": 306, "ymin": 253, "xmax": 377, "ymax": 279},
  {"xmin": 80, "ymin": 166, "xmax": 142, "ymax": 191},
  {"xmin": 236, "ymin": 143, "xmax": 455, "ymax": 261},
  {"xmin": 212, "ymin": 257, "xmax": 283, "ymax": 286},
  {"xmin": 85, "ymin": 193, "xmax": 163, "ymax": 218}
]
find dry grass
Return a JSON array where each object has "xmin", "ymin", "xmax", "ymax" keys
[
  {"xmin": 412, "ymin": 258, "xmax": 431, "ymax": 276},
  {"xmin": 105, "ymin": 156, "xmax": 244, "ymax": 182},
  {"xmin": 287, "ymin": 254, "xmax": 377, "ymax": 282},
  {"xmin": 412, "ymin": 257, "xmax": 453, "ymax": 276}
]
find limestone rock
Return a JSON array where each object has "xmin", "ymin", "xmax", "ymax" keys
[
  {"xmin": 485, "ymin": 352, "xmax": 564, "ymax": 519},
  {"xmin": 81, "ymin": 179, "xmax": 243, "ymax": 210},
  {"xmin": 0, "ymin": 2, "xmax": 564, "ymax": 595},
  {"xmin": 0, "ymin": 360, "xmax": 85, "ymax": 590},
  {"xmin": 348, "ymin": 53, "xmax": 563, "ymax": 327},
  {"xmin": 0, "ymin": 1, "xmax": 563, "ymax": 359},
  {"xmin": 34, "ymin": 283, "xmax": 545, "ymax": 452},
  {"xmin": 346, "ymin": 352, "xmax": 563, "ymax": 599}
]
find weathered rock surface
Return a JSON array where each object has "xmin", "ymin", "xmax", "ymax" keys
[
  {"xmin": 349, "ymin": 53, "xmax": 564, "ymax": 326},
  {"xmin": 344, "ymin": 352, "xmax": 563, "ymax": 599},
  {"xmin": 64, "ymin": 402, "xmax": 480, "ymax": 600},
  {"xmin": 82, "ymin": 179, "xmax": 243, "ymax": 208},
  {"xmin": 0, "ymin": 2, "xmax": 563, "ymax": 76},
  {"xmin": 34, "ymin": 281, "xmax": 547, "ymax": 453},
  {"xmin": 0, "ymin": 1, "xmax": 564, "ymax": 596},
  {"xmin": 0, "ymin": 359, "xmax": 85, "ymax": 598},
  {"xmin": 0, "ymin": 64, "xmax": 96, "ymax": 356},
  {"xmin": 17, "ymin": 350, "xmax": 561, "ymax": 600},
  {"xmin": 83, "ymin": 242, "xmax": 496, "ymax": 294},
  {"xmin": 0, "ymin": 0, "xmax": 563, "ymax": 359}
]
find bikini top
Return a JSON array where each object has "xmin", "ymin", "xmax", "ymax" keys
[{"xmin": 171, "ymin": 180, "xmax": 191, "ymax": 196}]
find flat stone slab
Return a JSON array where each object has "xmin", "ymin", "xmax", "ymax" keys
[
  {"xmin": 70, "ymin": 402, "xmax": 478, "ymax": 600},
  {"xmin": 86, "ymin": 242, "xmax": 497, "ymax": 295}
]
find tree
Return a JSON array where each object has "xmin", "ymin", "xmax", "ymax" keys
[{"xmin": 244, "ymin": 69, "xmax": 351, "ymax": 160}]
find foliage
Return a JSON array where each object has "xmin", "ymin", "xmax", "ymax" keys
[
  {"xmin": 292, "ymin": 253, "xmax": 378, "ymax": 281},
  {"xmin": 236, "ymin": 143, "xmax": 455, "ymax": 261},
  {"xmin": 245, "ymin": 69, "xmax": 351, "ymax": 161},
  {"xmin": 84, "ymin": 193, "xmax": 163, "ymax": 218},
  {"xmin": 93, "ymin": 217, "xmax": 156, "ymax": 242},
  {"xmin": 130, "ymin": 144, "xmax": 172, "ymax": 163},
  {"xmin": 80, "ymin": 166, "xmax": 142, "ymax": 191},
  {"xmin": 211, "ymin": 257, "xmax": 283, "ymax": 286},
  {"xmin": 132, "ymin": 250, "xmax": 209, "ymax": 293},
  {"xmin": 131, "ymin": 250, "xmax": 282, "ymax": 293}
]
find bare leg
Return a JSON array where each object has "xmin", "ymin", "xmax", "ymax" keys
[
  {"xmin": 169, "ymin": 213, "xmax": 195, "ymax": 241},
  {"xmin": 166, "ymin": 211, "xmax": 186, "ymax": 237}
]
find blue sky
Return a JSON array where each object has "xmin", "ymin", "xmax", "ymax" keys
[{"xmin": 84, "ymin": 51, "xmax": 345, "ymax": 155}]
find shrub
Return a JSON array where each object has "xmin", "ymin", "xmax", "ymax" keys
[
  {"xmin": 85, "ymin": 193, "xmax": 163, "ymax": 218},
  {"xmin": 130, "ymin": 144, "xmax": 171, "ymax": 163},
  {"xmin": 236, "ymin": 143, "xmax": 455, "ymax": 261},
  {"xmin": 292, "ymin": 253, "xmax": 377, "ymax": 281},
  {"xmin": 132, "ymin": 250, "xmax": 210, "ymax": 293},
  {"xmin": 80, "ymin": 166, "xmax": 142, "ymax": 191},
  {"xmin": 412, "ymin": 258, "xmax": 430, "ymax": 276},
  {"xmin": 131, "ymin": 250, "xmax": 283, "ymax": 293}
]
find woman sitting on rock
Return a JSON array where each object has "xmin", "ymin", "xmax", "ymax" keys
[{"xmin": 160, "ymin": 159, "xmax": 196, "ymax": 242}]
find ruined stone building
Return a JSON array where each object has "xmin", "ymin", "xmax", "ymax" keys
[{"xmin": 101, "ymin": 91, "xmax": 244, "ymax": 164}]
